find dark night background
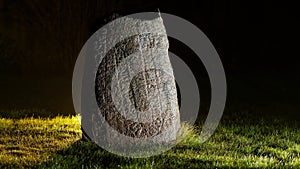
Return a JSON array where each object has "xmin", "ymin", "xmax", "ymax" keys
[{"xmin": 0, "ymin": 0, "xmax": 299, "ymax": 120}]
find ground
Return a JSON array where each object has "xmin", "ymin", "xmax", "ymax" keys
[
  {"xmin": 0, "ymin": 110, "xmax": 299, "ymax": 168},
  {"xmin": 0, "ymin": 74, "xmax": 299, "ymax": 168}
]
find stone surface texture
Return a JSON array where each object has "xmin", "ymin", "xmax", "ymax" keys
[{"xmin": 93, "ymin": 16, "xmax": 180, "ymax": 145}]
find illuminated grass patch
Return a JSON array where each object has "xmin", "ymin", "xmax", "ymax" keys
[{"xmin": 0, "ymin": 112, "xmax": 299, "ymax": 168}]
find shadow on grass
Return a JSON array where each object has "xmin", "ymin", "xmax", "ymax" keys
[
  {"xmin": 34, "ymin": 138, "xmax": 217, "ymax": 169},
  {"xmin": 32, "ymin": 110, "xmax": 300, "ymax": 168},
  {"xmin": 1, "ymin": 107, "xmax": 299, "ymax": 168}
]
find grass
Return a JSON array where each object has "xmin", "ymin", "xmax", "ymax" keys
[{"xmin": 0, "ymin": 111, "xmax": 299, "ymax": 168}]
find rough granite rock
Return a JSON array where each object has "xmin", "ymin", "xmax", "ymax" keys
[{"xmin": 91, "ymin": 16, "xmax": 180, "ymax": 146}]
